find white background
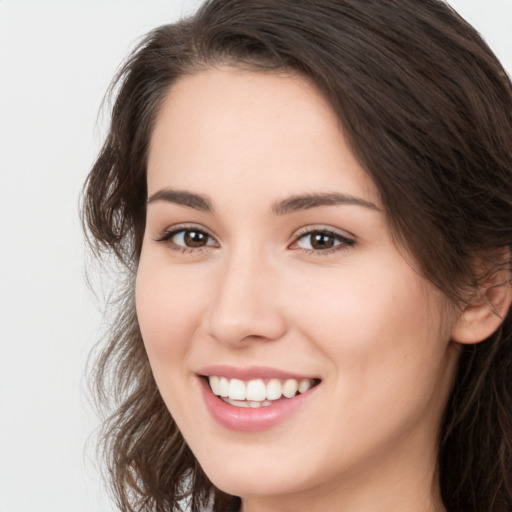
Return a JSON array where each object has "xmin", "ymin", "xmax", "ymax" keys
[{"xmin": 0, "ymin": 1, "xmax": 511, "ymax": 511}]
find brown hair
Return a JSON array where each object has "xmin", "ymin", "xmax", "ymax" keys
[{"xmin": 82, "ymin": 1, "xmax": 512, "ymax": 511}]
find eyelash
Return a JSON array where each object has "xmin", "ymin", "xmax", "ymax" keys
[
  {"xmin": 155, "ymin": 225, "xmax": 355, "ymax": 256},
  {"xmin": 291, "ymin": 228, "xmax": 355, "ymax": 256},
  {"xmin": 155, "ymin": 224, "xmax": 218, "ymax": 254}
]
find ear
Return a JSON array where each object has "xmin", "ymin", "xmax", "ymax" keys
[{"xmin": 452, "ymin": 265, "xmax": 512, "ymax": 345}]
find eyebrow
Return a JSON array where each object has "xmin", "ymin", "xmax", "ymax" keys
[
  {"xmin": 147, "ymin": 188, "xmax": 380, "ymax": 214},
  {"xmin": 271, "ymin": 192, "xmax": 380, "ymax": 215},
  {"xmin": 147, "ymin": 189, "xmax": 213, "ymax": 211}
]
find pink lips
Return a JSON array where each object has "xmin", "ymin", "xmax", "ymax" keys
[{"xmin": 198, "ymin": 365, "xmax": 319, "ymax": 432}]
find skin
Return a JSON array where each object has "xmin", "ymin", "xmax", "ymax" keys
[{"xmin": 136, "ymin": 68, "xmax": 462, "ymax": 512}]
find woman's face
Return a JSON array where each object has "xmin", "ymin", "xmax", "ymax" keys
[{"xmin": 137, "ymin": 69, "xmax": 460, "ymax": 509}]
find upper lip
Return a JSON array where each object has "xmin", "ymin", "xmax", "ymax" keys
[{"xmin": 197, "ymin": 364, "xmax": 320, "ymax": 381}]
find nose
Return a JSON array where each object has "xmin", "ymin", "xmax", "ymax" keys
[{"xmin": 202, "ymin": 248, "xmax": 287, "ymax": 347}]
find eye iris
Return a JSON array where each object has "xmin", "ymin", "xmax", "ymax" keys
[
  {"xmin": 184, "ymin": 230, "xmax": 208, "ymax": 247},
  {"xmin": 310, "ymin": 232, "xmax": 335, "ymax": 250}
]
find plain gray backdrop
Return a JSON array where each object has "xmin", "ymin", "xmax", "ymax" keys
[{"xmin": 0, "ymin": 1, "xmax": 511, "ymax": 511}]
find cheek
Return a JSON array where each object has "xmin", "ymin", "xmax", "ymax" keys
[
  {"xmin": 288, "ymin": 259, "xmax": 431, "ymax": 352},
  {"xmin": 134, "ymin": 252, "xmax": 209, "ymax": 431},
  {"xmin": 286, "ymin": 263, "xmax": 456, "ymax": 461},
  {"xmin": 287, "ymin": 254, "xmax": 453, "ymax": 400},
  {"xmin": 135, "ymin": 251, "xmax": 206, "ymax": 367}
]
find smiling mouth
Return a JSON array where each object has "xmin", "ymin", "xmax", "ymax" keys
[{"xmin": 205, "ymin": 375, "xmax": 321, "ymax": 408}]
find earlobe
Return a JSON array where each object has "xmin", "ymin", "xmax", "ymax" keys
[{"xmin": 452, "ymin": 277, "xmax": 512, "ymax": 345}]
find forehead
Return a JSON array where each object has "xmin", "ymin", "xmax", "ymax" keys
[{"xmin": 147, "ymin": 67, "xmax": 379, "ymax": 207}]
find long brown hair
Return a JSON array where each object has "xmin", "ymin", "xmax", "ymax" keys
[{"xmin": 82, "ymin": 1, "xmax": 512, "ymax": 511}]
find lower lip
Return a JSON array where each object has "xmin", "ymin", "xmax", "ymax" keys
[{"xmin": 199, "ymin": 378, "xmax": 318, "ymax": 432}]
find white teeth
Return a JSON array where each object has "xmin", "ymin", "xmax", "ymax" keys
[
  {"xmin": 224, "ymin": 398, "xmax": 273, "ymax": 408},
  {"xmin": 219, "ymin": 377, "xmax": 229, "ymax": 397},
  {"xmin": 224, "ymin": 398, "xmax": 251, "ymax": 408},
  {"xmin": 266, "ymin": 378, "xmax": 282, "ymax": 400},
  {"xmin": 209, "ymin": 375, "xmax": 220, "ymax": 395},
  {"xmin": 228, "ymin": 378, "xmax": 246, "ymax": 400},
  {"xmin": 298, "ymin": 378, "xmax": 313, "ymax": 393},
  {"xmin": 283, "ymin": 379, "xmax": 299, "ymax": 398},
  {"xmin": 246, "ymin": 379, "xmax": 267, "ymax": 401},
  {"xmin": 207, "ymin": 375, "xmax": 317, "ymax": 404}
]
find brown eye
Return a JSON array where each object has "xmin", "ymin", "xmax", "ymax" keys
[
  {"xmin": 157, "ymin": 227, "xmax": 218, "ymax": 250},
  {"xmin": 309, "ymin": 232, "xmax": 336, "ymax": 250},
  {"xmin": 293, "ymin": 229, "xmax": 354, "ymax": 253},
  {"xmin": 183, "ymin": 230, "xmax": 209, "ymax": 247}
]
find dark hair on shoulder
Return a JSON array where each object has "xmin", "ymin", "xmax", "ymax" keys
[{"xmin": 82, "ymin": 1, "xmax": 512, "ymax": 511}]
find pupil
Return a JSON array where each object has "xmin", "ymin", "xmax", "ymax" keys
[
  {"xmin": 184, "ymin": 231, "xmax": 207, "ymax": 247},
  {"xmin": 311, "ymin": 233, "xmax": 334, "ymax": 250}
]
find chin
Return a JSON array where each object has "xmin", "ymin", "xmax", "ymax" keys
[
  {"xmin": 204, "ymin": 464, "xmax": 303, "ymax": 499},
  {"xmin": 191, "ymin": 438, "xmax": 328, "ymax": 500}
]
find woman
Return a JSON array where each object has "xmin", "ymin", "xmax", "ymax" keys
[{"xmin": 82, "ymin": 1, "xmax": 512, "ymax": 511}]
